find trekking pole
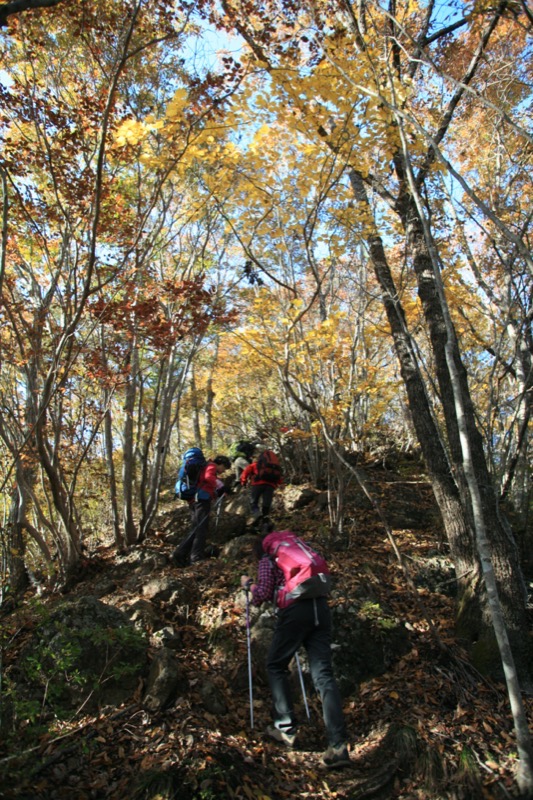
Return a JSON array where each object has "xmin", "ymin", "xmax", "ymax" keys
[
  {"xmin": 189, "ymin": 494, "xmax": 224, "ymax": 538},
  {"xmin": 214, "ymin": 494, "xmax": 224, "ymax": 532},
  {"xmin": 244, "ymin": 585, "xmax": 254, "ymax": 729},
  {"xmin": 295, "ymin": 651, "xmax": 310, "ymax": 720}
]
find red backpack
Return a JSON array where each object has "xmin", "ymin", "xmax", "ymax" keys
[
  {"xmin": 255, "ymin": 449, "xmax": 282, "ymax": 484},
  {"xmin": 262, "ymin": 531, "xmax": 332, "ymax": 609}
]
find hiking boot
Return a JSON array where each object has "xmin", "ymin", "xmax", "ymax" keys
[
  {"xmin": 264, "ymin": 724, "xmax": 297, "ymax": 748},
  {"xmin": 171, "ymin": 550, "xmax": 188, "ymax": 568},
  {"xmin": 319, "ymin": 743, "xmax": 351, "ymax": 770}
]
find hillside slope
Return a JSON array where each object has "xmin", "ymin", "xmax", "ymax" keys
[{"xmin": 1, "ymin": 462, "xmax": 531, "ymax": 800}]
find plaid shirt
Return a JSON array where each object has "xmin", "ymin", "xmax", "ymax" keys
[{"xmin": 251, "ymin": 556, "xmax": 284, "ymax": 606}]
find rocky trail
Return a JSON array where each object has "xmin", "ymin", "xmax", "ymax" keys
[{"xmin": 1, "ymin": 462, "xmax": 531, "ymax": 799}]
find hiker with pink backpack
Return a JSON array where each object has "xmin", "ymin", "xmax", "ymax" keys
[{"xmin": 240, "ymin": 530, "xmax": 351, "ymax": 770}]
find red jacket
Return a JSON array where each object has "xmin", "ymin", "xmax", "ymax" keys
[
  {"xmin": 240, "ymin": 461, "xmax": 282, "ymax": 488},
  {"xmin": 195, "ymin": 462, "xmax": 219, "ymax": 501}
]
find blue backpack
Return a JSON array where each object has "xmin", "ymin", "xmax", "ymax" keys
[{"xmin": 175, "ymin": 447, "xmax": 207, "ymax": 501}]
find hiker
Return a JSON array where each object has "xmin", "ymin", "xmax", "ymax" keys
[
  {"xmin": 229, "ymin": 440, "xmax": 258, "ymax": 481},
  {"xmin": 240, "ymin": 531, "xmax": 350, "ymax": 770},
  {"xmin": 240, "ymin": 448, "xmax": 282, "ymax": 526},
  {"xmin": 172, "ymin": 454, "xmax": 231, "ymax": 566}
]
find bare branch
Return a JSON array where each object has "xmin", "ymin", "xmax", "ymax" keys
[{"xmin": 0, "ymin": 0, "xmax": 64, "ymax": 28}]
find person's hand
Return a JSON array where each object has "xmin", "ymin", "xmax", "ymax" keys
[{"xmin": 241, "ymin": 575, "xmax": 253, "ymax": 589}]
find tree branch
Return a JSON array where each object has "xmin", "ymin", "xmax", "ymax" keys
[
  {"xmin": 0, "ymin": 0, "xmax": 64, "ymax": 28},
  {"xmin": 422, "ymin": 17, "xmax": 469, "ymax": 46}
]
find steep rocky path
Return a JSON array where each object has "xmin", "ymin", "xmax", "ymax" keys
[{"xmin": 1, "ymin": 463, "xmax": 530, "ymax": 799}]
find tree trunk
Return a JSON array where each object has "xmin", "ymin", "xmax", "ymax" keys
[
  {"xmin": 500, "ymin": 318, "xmax": 532, "ymax": 511},
  {"xmin": 6, "ymin": 486, "xmax": 30, "ymax": 595},
  {"xmin": 100, "ymin": 325, "xmax": 123, "ymax": 550},
  {"xmin": 205, "ymin": 376, "xmax": 214, "ymax": 451},
  {"xmin": 104, "ymin": 405, "xmax": 123, "ymax": 550},
  {"xmin": 122, "ymin": 342, "xmax": 139, "ymax": 547},
  {"xmin": 431, "ymin": 217, "xmax": 533, "ymax": 789},
  {"xmin": 138, "ymin": 348, "xmax": 190, "ymax": 540},
  {"xmin": 401, "ymin": 194, "xmax": 530, "ymax": 678},
  {"xmin": 190, "ymin": 368, "xmax": 202, "ymax": 446},
  {"xmin": 204, "ymin": 338, "xmax": 219, "ymax": 452},
  {"xmin": 348, "ymin": 169, "xmax": 485, "ymax": 633}
]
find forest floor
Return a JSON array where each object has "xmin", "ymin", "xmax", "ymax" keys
[{"xmin": 1, "ymin": 459, "xmax": 532, "ymax": 800}]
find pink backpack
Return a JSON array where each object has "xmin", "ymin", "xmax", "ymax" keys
[{"xmin": 262, "ymin": 531, "xmax": 332, "ymax": 609}]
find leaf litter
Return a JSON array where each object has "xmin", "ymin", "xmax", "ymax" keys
[{"xmin": 0, "ymin": 466, "xmax": 531, "ymax": 800}]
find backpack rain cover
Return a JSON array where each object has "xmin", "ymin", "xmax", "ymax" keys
[
  {"xmin": 262, "ymin": 530, "xmax": 332, "ymax": 608},
  {"xmin": 175, "ymin": 447, "xmax": 207, "ymax": 501}
]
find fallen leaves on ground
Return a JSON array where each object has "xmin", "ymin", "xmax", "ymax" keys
[{"xmin": 1, "ymin": 468, "xmax": 531, "ymax": 800}]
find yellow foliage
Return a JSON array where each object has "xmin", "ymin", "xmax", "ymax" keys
[
  {"xmin": 165, "ymin": 88, "xmax": 189, "ymax": 120},
  {"xmin": 114, "ymin": 118, "xmax": 148, "ymax": 147}
]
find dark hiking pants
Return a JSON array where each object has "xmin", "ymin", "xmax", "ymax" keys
[
  {"xmin": 250, "ymin": 484, "xmax": 274, "ymax": 517},
  {"xmin": 266, "ymin": 597, "xmax": 347, "ymax": 747},
  {"xmin": 175, "ymin": 499, "xmax": 211, "ymax": 563}
]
